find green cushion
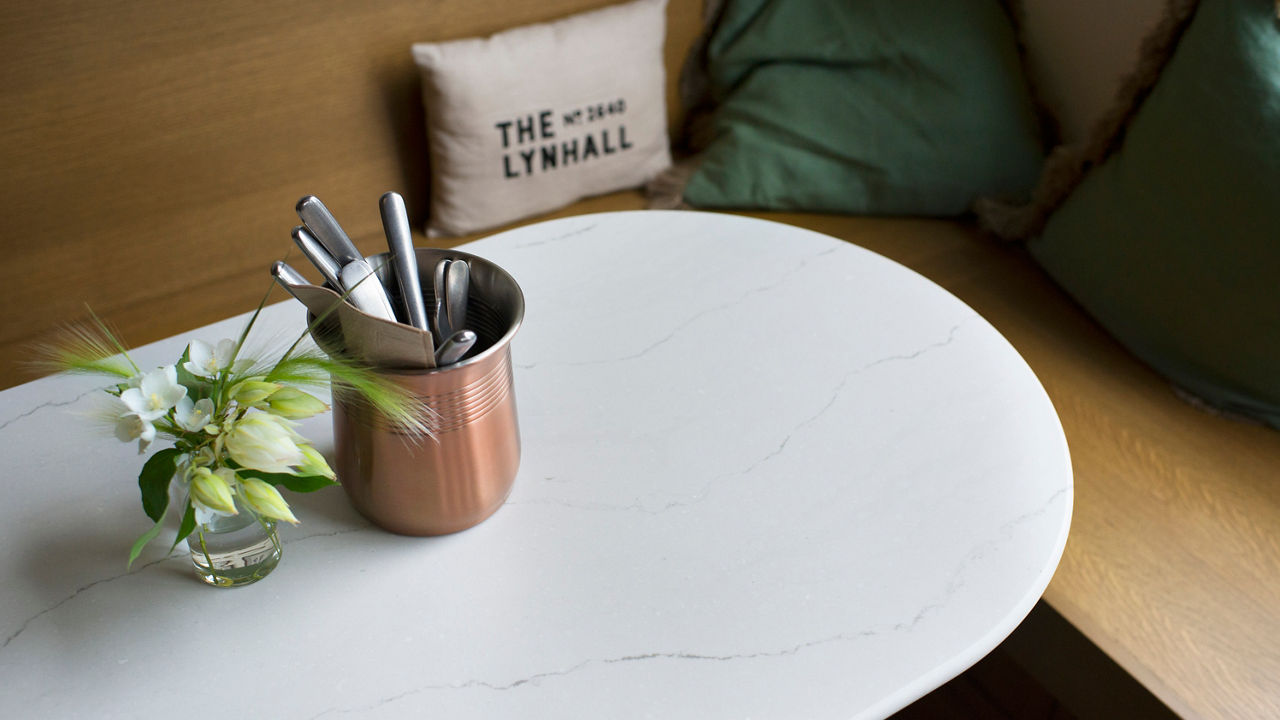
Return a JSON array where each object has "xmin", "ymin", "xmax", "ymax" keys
[
  {"xmin": 1030, "ymin": 0, "xmax": 1280, "ymax": 427},
  {"xmin": 682, "ymin": 0, "xmax": 1043, "ymax": 216}
]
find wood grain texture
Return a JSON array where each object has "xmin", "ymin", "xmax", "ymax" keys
[
  {"xmin": 5, "ymin": 2, "xmax": 1279, "ymax": 718},
  {"xmin": 0, "ymin": 0, "xmax": 701, "ymax": 388}
]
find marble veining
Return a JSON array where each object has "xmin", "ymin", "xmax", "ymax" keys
[
  {"xmin": 1, "ymin": 520, "xmax": 378, "ymax": 653},
  {"xmin": 0, "ymin": 211, "xmax": 1071, "ymax": 719},
  {"xmin": 512, "ymin": 221, "xmax": 599, "ymax": 249},
  {"xmin": 0, "ymin": 386, "xmax": 98, "ymax": 432}
]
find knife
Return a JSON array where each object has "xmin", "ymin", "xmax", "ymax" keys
[
  {"xmin": 379, "ymin": 191, "xmax": 430, "ymax": 331},
  {"xmin": 296, "ymin": 195, "xmax": 364, "ymax": 266},
  {"xmin": 339, "ymin": 259, "xmax": 397, "ymax": 322},
  {"xmin": 291, "ymin": 225, "xmax": 344, "ymax": 290}
]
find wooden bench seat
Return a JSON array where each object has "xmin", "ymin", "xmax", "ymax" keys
[{"xmin": 2, "ymin": 1, "xmax": 1276, "ymax": 717}]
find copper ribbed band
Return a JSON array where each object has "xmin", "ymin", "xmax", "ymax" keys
[
  {"xmin": 416, "ymin": 350, "xmax": 513, "ymax": 435},
  {"xmin": 322, "ymin": 247, "xmax": 524, "ymax": 536}
]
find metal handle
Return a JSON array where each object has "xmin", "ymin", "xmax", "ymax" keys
[
  {"xmin": 297, "ymin": 195, "xmax": 364, "ymax": 266},
  {"xmin": 271, "ymin": 260, "xmax": 310, "ymax": 288},
  {"xmin": 379, "ymin": 192, "xmax": 430, "ymax": 331},
  {"xmin": 433, "ymin": 259, "xmax": 452, "ymax": 340},
  {"xmin": 291, "ymin": 225, "xmax": 343, "ymax": 290},
  {"xmin": 445, "ymin": 259, "xmax": 470, "ymax": 335},
  {"xmin": 434, "ymin": 329, "xmax": 477, "ymax": 366}
]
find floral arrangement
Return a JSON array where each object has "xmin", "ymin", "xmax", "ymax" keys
[{"xmin": 37, "ymin": 295, "xmax": 430, "ymax": 576}]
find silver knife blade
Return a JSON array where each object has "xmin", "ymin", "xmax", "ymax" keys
[{"xmin": 339, "ymin": 259, "xmax": 397, "ymax": 322}]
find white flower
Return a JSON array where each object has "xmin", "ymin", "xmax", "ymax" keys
[
  {"xmin": 174, "ymin": 396, "xmax": 216, "ymax": 432},
  {"xmin": 120, "ymin": 366, "xmax": 187, "ymax": 421},
  {"xmin": 183, "ymin": 338, "xmax": 238, "ymax": 379},
  {"xmin": 223, "ymin": 412, "xmax": 306, "ymax": 474},
  {"xmin": 114, "ymin": 411, "xmax": 156, "ymax": 454},
  {"xmin": 191, "ymin": 446, "xmax": 216, "ymax": 466}
]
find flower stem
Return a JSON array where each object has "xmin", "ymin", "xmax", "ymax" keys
[
  {"xmin": 255, "ymin": 512, "xmax": 282, "ymax": 557},
  {"xmin": 197, "ymin": 528, "xmax": 221, "ymax": 585}
]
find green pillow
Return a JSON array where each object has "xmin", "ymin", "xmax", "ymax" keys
[
  {"xmin": 1030, "ymin": 0, "xmax": 1280, "ymax": 428},
  {"xmin": 681, "ymin": 0, "xmax": 1043, "ymax": 216}
]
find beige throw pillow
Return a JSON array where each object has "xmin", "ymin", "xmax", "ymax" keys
[{"xmin": 412, "ymin": 0, "xmax": 672, "ymax": 237}]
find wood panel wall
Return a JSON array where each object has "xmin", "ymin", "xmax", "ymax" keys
[{"xmin": 0, "ymin": 0, "xmax": 702, "ymax": 388}]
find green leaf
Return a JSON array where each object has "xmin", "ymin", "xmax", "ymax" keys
[
  {"xmin": 138, "ymin": 448, "xmax": 181, "ymax": 522},
  {"xmin": 127, "ymin": 515, "xmax": 165, "ymax": 569},
  {"xmin": 242, "ymin": 469, "xmax": 338, "ymax": 493},
  {"xmin": 169, "ymin": 500, "xmax": 197, "ymax": 552}
]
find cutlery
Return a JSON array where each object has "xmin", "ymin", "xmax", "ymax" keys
[
  {"xmin": 434, "ymin": 329, "xmax": 477, "ymax": 366},
  {"xmin": 379, "ymin": 191, "xmax": 430, "ymax": 331},
  {"xmin": 270, "ymin": 261, "xmax": 346, "ymax": 322},
  {"xmin": 271, "ymin": 261, "xmax": 311, "ymax": 298},
  {"xmin": 433, "ymin": 258, "xmax": 452, "ymax": 340},
  {"xmin": 444, "ymin": 259, "xmax": 470, "ymax": 336},
  {"xmin": 339, "ymin": 259, "xmax": 398, "ymax": 322},
  {"xmin": 291, "ymin": 225, "xmax": 344, "ymax": 290},
  {"xmin": 296, "ymin": 195, "xmax": 364, "ymax": 266}
]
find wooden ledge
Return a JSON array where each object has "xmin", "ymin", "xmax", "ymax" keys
[{"xmin": 743, "ymin": 210, "xmax": 1280, "ymax": 720}]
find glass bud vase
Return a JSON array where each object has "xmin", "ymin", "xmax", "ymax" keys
[{"xmin": 187, "ymin": 500, "xmax": 282, "ymax": 587}]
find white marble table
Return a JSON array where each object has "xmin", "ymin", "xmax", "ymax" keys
[{"xmin": 0, "ymin": 211, "xmax": 1071, "ymax": 719}]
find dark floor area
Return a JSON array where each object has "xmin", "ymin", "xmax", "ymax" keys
[
  {"xmin": 890, "ymin": 602, "xmax": 1179, "ymax": 720},
  {"xmin": 892, "ymin": 646, "xmax": 1076, "ymax": 719}
]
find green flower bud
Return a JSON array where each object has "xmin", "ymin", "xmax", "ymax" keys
[
  {"xmin": 298, "ymin": 444, "xmax": 336, "ymax": 480},
  {"xmin": 239, "ymin": 476, "xmax": 299, "ymax": 525},
  {"xmin": 223, "ymin": 412, "xmax": 305, "ymax": 474},
  {"xmin": 190, "ymin": 466, "xmax": 238, "ymax": 516},
  {"xmin": 266, "ymin": 387, "xmax": 329, "ymax": 419},
  {"xmin": 229, "ymin": 379, "xmax": 280, "ymax": 407}
]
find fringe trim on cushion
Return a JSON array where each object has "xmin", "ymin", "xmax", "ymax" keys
[
  {"xmin": 645, "ymin": 157, "xmax": 700, "ymax": 210},
  {"xmin": 976, "ymin": 0, "xmax": 1201, "ymax": 242},
  {"xmin": 1172, "ymin": 385, "xmax": 1269, "ymax": 428},
  {"xmin": 1001, "ymin": 0, "xmax": 1066, "ymax": 149},
  {"xmin": 669, "ymin": 0, "xmax": 725, "ymax": 156},
  {"xmin": 647, "ymin": 2, "xmax": 725, "ymax": 211}
]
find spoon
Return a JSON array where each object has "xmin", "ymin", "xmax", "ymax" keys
[
  {"xmin": 445, "ymin": 259, "xmax": 470, "ymax": 336},
  {"xmin": 433, "ymin": 258, "xmax": 452, "ymax": 340},
  {"xmin": 434, "ymin": 329, "xmax": 477, "ymax": 366}
]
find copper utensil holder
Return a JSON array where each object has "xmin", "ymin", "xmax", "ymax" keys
[{"xmin": 314, "ymin": 248, "xmax": 524, "ymax": 535}]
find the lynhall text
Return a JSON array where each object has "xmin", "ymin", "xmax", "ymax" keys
[{"xmin": 495, "ymin": 100, "xmax": 632, "ymax": 179}]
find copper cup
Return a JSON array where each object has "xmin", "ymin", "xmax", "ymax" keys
[{"xmin": 316, "ymin": 248, "xmax": 524, "ymax": 536}]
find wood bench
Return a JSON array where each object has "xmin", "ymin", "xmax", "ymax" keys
[{"xmin": 2, "ymin": 1, "xmax": 1276, "ymax": 717}]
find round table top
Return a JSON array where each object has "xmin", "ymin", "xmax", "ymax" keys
[{"xmin": 0, "ymin": 210, "xmax": 1071, "ymax": 719}]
